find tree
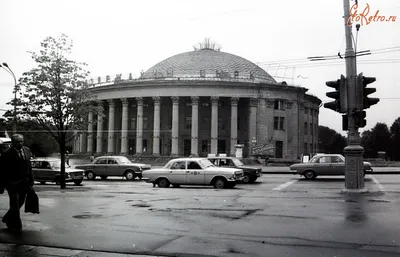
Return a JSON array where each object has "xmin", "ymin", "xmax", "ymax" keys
[
  {"xmin": 389, "ymin": 117, "xmax": 400, "ymax": 161},
  {"xmin": 318, "ymin": 126, "xmax": 347, "ymax": 154},
  {"xmin": 18, "ymin": 34, "xmax": 99, "ymax": 189},
  {"xmin": 361, "ymin": 123, "xmax": 391, "ymax": 158}
]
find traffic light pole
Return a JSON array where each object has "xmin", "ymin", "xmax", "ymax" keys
[{"xmin": 342, "ymin": 0, "xmax": 367, "ymax": 193}]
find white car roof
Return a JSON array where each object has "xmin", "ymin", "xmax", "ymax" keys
[{"xmin": 168, "ymin": 157, "xmax": 206, "ymax": 162}]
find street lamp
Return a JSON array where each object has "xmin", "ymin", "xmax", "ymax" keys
[{"xmin": 0, "ymin": 62, "xmax": 18, "ymax": 134}]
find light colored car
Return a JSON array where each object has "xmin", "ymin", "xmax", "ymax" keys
[
  {"xmin": 142, "ymin": 157, "xmax": 244, "ymax": 189},
  {"xmin": 75, "ymin": 156, "xmax": 151, "ymax": 180},
  {"xmin": 31, "ymin": 158, "xmax": 85, "ymax": 185},
  {"xmin": 289, "ymin": 154, "xmax": 373, "ymax": 179}
]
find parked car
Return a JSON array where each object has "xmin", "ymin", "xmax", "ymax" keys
[
  {"xmin": 289, "ymin": 154, "xmax": 373, "ymax": 179},
  {"xmin": 75, "ymin": 156, "xmax": 151, "ymax": 180},
  {"xmin": 31, "ymin": 158, "xmax": 85, "ymax": 185},
  {"xmin": 142, "ymin": 157, "xmax": 244, "ymax": 189},
  {"xmin": 207, "ymin": 156, "xmax": 262, "ymax": 183}
]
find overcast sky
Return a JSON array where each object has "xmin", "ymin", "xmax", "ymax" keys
[{"xmin": 1, "ymin": 0, "xmax": 399, "ymax": 135}]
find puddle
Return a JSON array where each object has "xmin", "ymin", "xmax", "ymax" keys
[{"xmin": 73, "ymin": 214, "xmax": 103, "ymax": 219}]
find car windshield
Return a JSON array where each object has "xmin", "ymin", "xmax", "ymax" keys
[
  {"xmin": 50, "ymin": 160, "xmax": 70, "ymax": 169},
  {"xmin": 199, "ymin": 159, "xmax": 215, "ymax": 168},
  {"xmin": 309, "ymin": 156, "xmax": 319, "ymax": 163},
  {"xmin": 115, "ymin": 156, "xmax": 132, "ymax": 164},
  {"xmin": 231, "ymin": 158, "xmax": 244, "ymax": 166}
]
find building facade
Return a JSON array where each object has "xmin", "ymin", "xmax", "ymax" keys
[{"xmin": 73, "ymin": 45, "xmax": 321, "ymax": 160}]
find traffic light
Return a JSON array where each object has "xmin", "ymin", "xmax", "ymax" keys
[
  {"xmin": 357, "ymin": 73, "xmax": 379, "ymax": 109},
  {"xmin": 324, "ymin": 74, "xmax": 347, "ymax": 113},
  {"xmin": 354, "ymin": 110, "xmax": 367, "ymax": 128}
]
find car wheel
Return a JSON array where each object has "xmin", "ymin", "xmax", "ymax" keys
[
  {"xmin": 55, "ymin": 177, "xmax": 61, "ymax": 185},
  {"xmin": 100, "ymin": 176, "xmax": 108, "ymax": 180},
  {"xmin": 86, "ymin": 171, "xmax": 96, "ymax": 180},
  {"xmin": 242, "ymin": 173, "xmax": 251, "ymax": 183},
  {"xmin": 249, "ymin": 177, "xmax": 258, "ymax": 183},
  {"xmin": 74, "ymin": 179, "xmax": 83, "ymax": 186},
  {"xmin": 157, "ymin": 178, "xmax": 170, "ymax": 188},
  {"xmin": 40, "ymin": 181, "xmax": 46, "ymax": 185},
  {"xmin": 304, "ymin": 170, "xmax": 316, "ymax": 180},
  {"xmin": 214, "ymin": 178, "xmax": 226, "ymax": 189},
  {"xmin": 125, "ymin": 171, "xmax": 136, "ymax": 181}
]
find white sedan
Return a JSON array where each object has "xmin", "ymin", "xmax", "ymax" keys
[{"xmin": 142, "ymin": 158, "xmax": 244, "ymax": 189}]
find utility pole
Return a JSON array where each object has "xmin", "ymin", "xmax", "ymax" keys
[{"xmin": 342, "ymin": 0, "xmax": 367, "ymax": 193}]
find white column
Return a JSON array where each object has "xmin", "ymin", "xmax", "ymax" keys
[
  {"xmin": 87, "ymin": 109, "xmax": 94, "ymax": 153},
  {"xmin": 171, "ymin": 96, "xmax": 179, "ymax": 156},
  {"xmin": 107, "ymin": 99, "xmax": 115, "ymax": 153},
  {"xmin": 230, "ymin": 97, "xmax": 239, "ymax": 156},
  {"xmin": 191, "ymin": 96, "xmax": 199, "ymax": 156},
  {"xmin": 136, "ymin": 97, "xmax": 143, "ymax": 155},
  {"xmin": 120, "ymin": 98, "xmax": 129, "ymax": 154},
  {"xmin": 96, "ymin": 101, "xmax": 104, "ymax": 153},
  {"xmin": 210, "ymin": 96, "xmax": 219, "ymax": 155},
  {"xmin": 248, "ymin": 97, "xmax": 258, "ymax": 156},
  {"xmin": 152, "ymin": 97, "xmax": 161, "ymax": 156}
]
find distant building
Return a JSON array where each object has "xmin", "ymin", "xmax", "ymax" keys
[{"xmin": 73, "ymin": 42, "xmax": 321, "ymax": 159}]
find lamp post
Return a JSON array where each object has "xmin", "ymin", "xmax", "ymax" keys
[{"xmin": 0, "ymin": 63, "xmax": 18, "ymax": 134}]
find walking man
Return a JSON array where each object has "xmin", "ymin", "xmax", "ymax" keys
[{"xmin": 0, "ymin": 134, "xmax": 34, "ymax": 233}]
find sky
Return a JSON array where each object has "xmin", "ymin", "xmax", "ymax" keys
[{"xmin": 1, "ymin": 0, "xmax": 399, "ymax": 135}]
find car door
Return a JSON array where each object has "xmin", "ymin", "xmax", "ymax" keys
[
  {"xmin": 185, "ymin": 160, "xmax": 205, "ymax": 185},
  {"xmin": 107, "ymin": 158, "xmax": 120, "ymax": 176},
  {"xmin": 37, "ymin": 161, "xmax": 54, "ymax": 181},
  {"xmin": 331, "ymin": 156, "xmax": 345, "ymax": 175},
  {"xmin": 168, "ymin": 161, "xmax": 186, "ymax": 184},
  {"xmin": 93, "ymin": 158, "xmax": 108, "ymax": 176},
  {"xmin": 315, "ymin": 156, "xmax": 334, "ymax": 175}
]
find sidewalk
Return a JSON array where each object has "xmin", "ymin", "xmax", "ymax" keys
[{"xmin": 0, "ymin": 242, "xmax": 166, "ymax": 257}]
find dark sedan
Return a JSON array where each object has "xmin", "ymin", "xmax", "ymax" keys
[
  {"xmin": 207, "ymin": 156, "xmax": 262, "ymax": 183},
  {"xmin": 31, "ymin": 158, "xmax": 85, "ymax": 185},
  {"xmin": 75, "ymin": 156, "xmax": 151, "ymax": 180}
]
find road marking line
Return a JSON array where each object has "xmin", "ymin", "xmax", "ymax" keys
[
  {"xmin": 273, "ymin": 179, "xmax": 299, "ymax": 191},
  {"xmin": 370, "ymin": 175, "xmax": 385, "ymax": 192}
]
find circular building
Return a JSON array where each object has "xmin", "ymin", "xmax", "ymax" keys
[{"xmin": 73, "ymin": 43, "xmax": 321, "ymax": 160}]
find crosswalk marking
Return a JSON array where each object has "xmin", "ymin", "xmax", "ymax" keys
[
  {"xmin": 370, "ymin": 175, "xmax": 385, "ymax": 192},
  {"xmin": 272, "ymin": 179, "xmax": 299, "ymax": 191}
]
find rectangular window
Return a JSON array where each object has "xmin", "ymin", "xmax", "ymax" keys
[
  {"xmin": 274, "ymin": 100, "xmax": 284, "ymax": 110},
  {"xmin": 274, "ymin": 117, "xmax": 285, "ymax": 130},
  {"xmin": 305, "ymin": 108, "xmax": 308, "ymax": 115},
  {"xmin": 310, "ymin": 123, "xmax": 313, "ymax": 136},
  {"xmin": 143, "ymin": 117, "xmax": 148, "ymax": 130},
  {"xmin": 274, "ymin": 117, "xmax": 279, "ymax": 130},
  {"xmin": 304, "ymin": 143, "xmax": 308, "ymax": 153},
  {"xmin": 185, "ymin": 117, "xmax": 192, "ymax": 130},
  {"xmin": 304, "ymin": 122, "xmax": 308, "ymax": 135}
]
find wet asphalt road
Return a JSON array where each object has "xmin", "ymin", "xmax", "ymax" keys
[{"xmin": 0, "ymin": 174, "xmax": 400, "ymax": 257}]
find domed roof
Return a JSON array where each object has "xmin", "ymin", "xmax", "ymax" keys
[{"xmin": 141, "ymin": 49, "xmax": 276, "ymax": 84}]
